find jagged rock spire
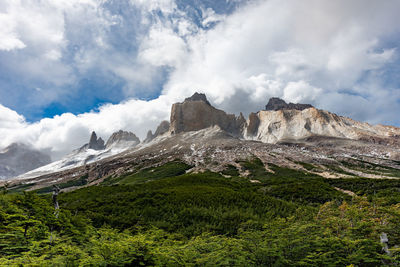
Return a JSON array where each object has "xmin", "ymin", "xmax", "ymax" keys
[{"xmin": 88, "ymin": 131, "xmax": 105, "ymax": 150}]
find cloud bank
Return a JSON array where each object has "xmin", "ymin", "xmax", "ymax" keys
[{"xmin": 0, "ymin": 0, "xmax": 399, "ymax": 159}]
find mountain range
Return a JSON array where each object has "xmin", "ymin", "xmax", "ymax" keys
[
  {"xmin": 2, "ymin": 92, "xmax": 400, "ymax": 191},
  {"xmin": 0, "ymin": 143, "xmax": 51, "ymax": 179}
]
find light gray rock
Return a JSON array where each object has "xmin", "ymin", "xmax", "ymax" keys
[{"xmin": 106, "ymin": 130, "xmax": 140, "ymax": 149}]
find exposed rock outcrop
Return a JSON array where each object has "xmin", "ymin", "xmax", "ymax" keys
[
  {"xmin": 144, "ymin": 121, "xmax": 171, "ymax": 143},
  {"xmin": 106, "ymin": 130, "xmax": 140, "ymax": 149},
  {"xmin": 154, "ymin": 121, "xmax": 170, "ymax": 137},
  {"xmin": 78, "ymin": 131, "xmax": 106, "ymax": 152},
  {"xmin": 184, "ymin": 92, "xmax": 211, "ymax": 105},
  {"xmin": 246, "ymin": 112, "xmax": 260, "ymax": 136},
  {"xmin": 0, "ymin": 143, "xmax": 51, "ymax": 179},
  {"xmin": 170, "ymin": 92, "xmax": 245, "ymax": 136},
  {"xmin": 246, "ymin": 104, "xmax": 400, "ymax": 144},
  {"xmin": 265, "ymin": 97, "xmax": 313, "ymax": 111},
  {"xmin": 143, "ymin": 130, "xmax": 154, "ymax": 143},
  {"xmin": 88, "ymin": 131, "xmax": 106, "ymax": 150}
]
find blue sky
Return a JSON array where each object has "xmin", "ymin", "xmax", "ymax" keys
[
  {"xmin": 0, "ymin": 0, "xmax": 245, "ymax": 121},
  {"xmin": 0, "ymin": 0, "xmax": 399, "ymax": 158}
]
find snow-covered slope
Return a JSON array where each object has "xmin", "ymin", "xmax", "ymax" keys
[{"xmin": 17, "ymin": 140, "xmax": 139, "ymax": 180}]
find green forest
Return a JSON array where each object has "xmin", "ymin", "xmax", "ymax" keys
[{"xmin": 1, "ymin": 158, "xmax": 400, "ymax": 266}]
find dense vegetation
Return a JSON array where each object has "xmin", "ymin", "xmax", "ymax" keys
[{"xmin": 1, "ymin": 158, "xmax": 400, "ymax": 265}]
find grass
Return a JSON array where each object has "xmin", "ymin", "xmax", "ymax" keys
[
  {"xmin": 34, "ymin": 174, "xmax": 89, "ymax": 194},
  {"xmin": 220, "ymin": 164, "xmax": 240, "ymax": 177},
  {"xmin": 339, "ymin": 159, "xmax": 400, "ymax": 178},
  {"xmin": 238, "ymin": 157, "xmax": 325, "ymax": 184},
  {"xmin": 294, "ymin": 161, "xmax": 317, "ymax": 171},
  {"xmin": 6, "ymin": 183, "xmax": 35, "ymax": 193},
  {"xmin": 103, "ymin": 160, "xmax": 192, "ymax": 185},
  {"xmin": 236, "ymin": 157, "xmax": 349, "ymax": 204}
]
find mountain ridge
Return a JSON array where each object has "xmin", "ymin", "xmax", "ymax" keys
[{"xmin": 6, "ymin": 92, "xmax": 400, "ymax": 186}]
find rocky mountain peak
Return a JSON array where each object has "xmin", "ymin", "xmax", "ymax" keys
[
  {"xmin": 88, "ymin": 131, "xmax": 105, "ymax": 150},
  {"xmin": 170, "ymin": 93, "xmax": 244, "ymax": 136},
  {"xmin": 105, "ymin": 130, "xmax": 140, "ymax": 148},
  {"xmin": 154, "ymin": 121, "xmax": 170, "ymax": 136},
  {"xmin": 265, "ymin": 97, "xmax": 313, "ymax": 111},
  {"xmin": 184, "ymin": 92, "xmax": 211, "ymax": 106},
  {"xmin": 144, "ymin": 121, "xmax": 171, "ymax": 143},
  {"xmin": 144, "ymin": 130, "xmax": 154, "ymax": 143}
]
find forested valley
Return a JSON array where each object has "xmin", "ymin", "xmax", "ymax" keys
[{"xmin": 1, "ymin": 159, "xmax": 400, "ymax": 266}]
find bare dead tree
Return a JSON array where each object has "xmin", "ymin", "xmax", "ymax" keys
[
  {"xmin": 50, "ymin": 185, "xmax": 61, "ymax": 244},
  {"xmin": 52, "ymin": 185, "xmax": 60, "ymax": 218}
]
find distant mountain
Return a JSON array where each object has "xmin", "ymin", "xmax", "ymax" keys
[
  {"xmin": 169, "ymin": 93, "xmax": 400, "ymax": 145},
  {"xmin": 18, "ymin": 130, "xmax": 141, "ymax": 180},
  {"xmin": 106, "ymin": 130, "xmax": 140, "ymax": 149},
  {"xmin": 143, "ymin": 121, "xmax": 170, "ymax": 143},
  {"xmin": 244, "ymin": 99, "xmax": 400, "ymax": 144},
  {"xmin": 0, "ymin": 143, "xmax": 51, "ymax": 180},
  {"xmin": 265, "ymin": 97, "xmax": 313, "ymax": 111}
]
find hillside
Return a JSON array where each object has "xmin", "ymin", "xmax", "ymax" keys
[{"xmin": 1, "ymin": 94, "xmax": 400, "ymax": 265}]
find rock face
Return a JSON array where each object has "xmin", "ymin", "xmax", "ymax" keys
[
  {"xmin": 78, "ymin": 131, "xmax": 106, "ymax": 152},
  {"xmin": 184, "ymin": 92, "xmax": 211, "ymax": 106},
  {"xmin": 154, "ymin": 121, "xmax": 170, "ymax": 137},
  {"xmin": 88, "ymin": 131, "xmax": 105, "ymax": 150},
  {"xmin": 246, "ymin": 112, "xmax": 260, "ymax": 136},
  {"xmin": 246, "ymin": 103, "xmax": 400, "ymax": 144},
  {"xmin": 170, "ymin": 92, "xmax": 245, "ymax": 136},
  {"xmin": 265, "ymin": 97, "xmax": 313, "ymax": 111},
  {"xmin": 144, "ymin": 121, "xmax": 170, "ymax": 143},
  {"xmin": 144, "ymin": 130, "xmax": 155, "ymax": 143},
  {"xmin": 0, "ymin": 143, "xmax": 51, "ymax": 179},
  {"xmin": 106, "ymin": 130, "xmax": 140, "ymax": 149}
]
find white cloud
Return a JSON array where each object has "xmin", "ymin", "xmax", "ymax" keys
[
  {"xmin": 133, "ymin": 0, "xmax": 176, "ymax": 14},
  {"xmin": 201, "ymin": 7, "xmax": 226, "ymax": 27},
  {"xmin": 0, "ymin": 104, "xmax": 26, "ymax": 129},
  {"xmin": 139, "ymin": 25, "xmax": 187, "ymax": 67},
  {"xmin": 0, "ymin": 97, "xmax": 174, "ymax": 160},
  {"xmin": 283, "ymin": 81, "xmax": 322, "ymax": 103},
  {"xmin": 0, "ymin": 13, "xmax": 26, "ymax": 51},
  {"xmin": 162, "ymin": 0, "xmax": 400, "ymax": 116}
]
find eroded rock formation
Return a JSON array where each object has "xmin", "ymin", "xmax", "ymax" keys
[
  {"xmin": 88, "ymin": 131, "xmax": 106, "ymax": 150},
  {"xmin": 106, "ymin": 130, "xmax": 140, "ymax": 149},
  {"xmin": 170, "ymin": 93, "xmax": 245, "ymax": 136}
]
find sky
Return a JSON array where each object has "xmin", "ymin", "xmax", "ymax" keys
[{"xmin": 0, "ymin": 0, "xmax": 399, "ymax": 160}]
